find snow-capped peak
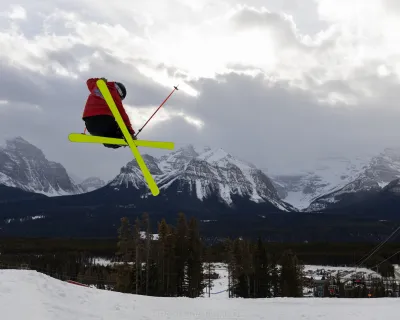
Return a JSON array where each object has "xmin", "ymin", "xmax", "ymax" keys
[
  {"xmin": 109, "ymin": 144, "xmax": 294, "ymax": 211},
  {"xmin": 197, "ymin": 148, "xmax": 233, "ymax": 163},
  {"xmin": 381, "ymin": 147, "xmax": 400, "ymax": 161},
  {"xmin": 272, "ymin": 146, "xmax": 400, "ymax": 211},
  {"xmin": 78, "ymin": 177, "xmax": 106, "ymax": 193},
  {"xmin": 4, "ymin": 136, "xmax": 45, "ymax": 158},
  {"xmin": 0, "ymin": 137, "xmax": 82, "ymax": 196}
]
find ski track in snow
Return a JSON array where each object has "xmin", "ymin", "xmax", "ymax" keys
[{"xmin": 1, "ymin": 268, "xmax": 400, "ymax": 320}]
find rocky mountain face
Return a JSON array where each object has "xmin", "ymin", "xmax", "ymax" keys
[
  {"xmin": 271, "ymin": 156, "xmax": 369, "ymax": 210},
  {"xmin": 0, "ymin": 137, "xmax": 82, "ymax": 196},
  {"xmin": 0, "ymin": 143, "xmax": 298, "ymax": 239},
  {"xmin": 306, "ymin": 148, "xmax": 400, "ymax": 211},
  {"xmin": 1, "ymin": 139, "xmax": 400, "ymax": 242},
  {"xmin": 78, "ymin": 177, "xmax": 106, "ymax": 192},
  {"xmin": 272, "ymin": 148, "xmax": 400, "ymax": 211},
  {"xmin": 108, "ymin": 145, "xmax": 295, "ymax": 212},
  {"xmin": 0, "ymin": 137, "xmax": 294, "ymax": 212}
]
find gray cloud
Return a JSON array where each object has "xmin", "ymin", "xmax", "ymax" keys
[
  {"xmin": 172, "ymin": 71, "xmax": 400, "ymax": 174},
  {"xmin": 3, "ymin": 49, "xmax": 400, "ymax": 181},
  {"xmin": 231, "ymin": 6, "xmax": 301, "ymax": 48},
  {"xmin": 2, "ymin": 0, "xmax": 400, "ymax": 184},
  {"xmin": 0, "ymin": 47, "xmax": 197, "ymax": 181}
]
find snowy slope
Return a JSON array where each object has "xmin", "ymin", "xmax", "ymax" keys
[
  {"xmin": 78, "ymin": 177, "xmax": 106, "ymax": 192},
  {"xmin": 307, "ymin": 148, "xmax": 400, "ymax": 211},
  {"xmin": 109, "ymin": 145, "xmax": 295, "ymax": 211},
  {"xmin": 272, "ymin": 148, "xmax": 400, "ymax": 211},
  {"xmin": 271, "ymin": 156, "xmax": 369, "ymax": 210},
  {"xmin": 1, "ymin": 270, "xmax": 400, "ymax": 320},
  {"xmin": 0, "ymin": 137, "xmax": 82, "ymax": 196}
]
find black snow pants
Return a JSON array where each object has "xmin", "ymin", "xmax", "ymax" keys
[{"xmin": 83, "ymin": 115, "xmax": 123, "ymax": 149}]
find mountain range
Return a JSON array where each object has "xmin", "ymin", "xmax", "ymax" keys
[
  {"xmin": 271, "ymin": 148, "xmax": 400, "ymax": 211},
  {"xmin": 0, "ymin": 137, "xmax": 105, "ymax": 195},
  {"xmin": 1, "ymin": 136, "xmax": 400, "ymax": 242}
]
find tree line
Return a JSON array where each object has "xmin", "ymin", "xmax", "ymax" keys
[
  {"xmin": 114, "ymin": 212, "xmax": 206, "ymax": 297},
  {"xmin": 1, "ymin": 212, "xmax": 399, "ymax": 299},
  {"xmin": 113, "ymin": 213, "xmax": 305, "ymax": 298},
  {"xmin": 1, "ymin": 236, "xmax": 399, "ymax": 268},
  {"xmin": 0, "ymin": 212, "xmax": 306, "ymax": 298}
]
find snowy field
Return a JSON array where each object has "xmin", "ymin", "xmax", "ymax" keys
[{"xmin": 1, "ymin": 269, "xmax": 400, "ymax": 320}]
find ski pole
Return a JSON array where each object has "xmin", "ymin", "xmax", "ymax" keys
[{"xmin": 134, "ymin": 85, "xmax": 179, "ymax": 138}]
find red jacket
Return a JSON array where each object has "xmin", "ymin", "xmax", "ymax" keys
[{"xmin": 82, "ymin": 78, "xmax": 134, "ymax": 134}]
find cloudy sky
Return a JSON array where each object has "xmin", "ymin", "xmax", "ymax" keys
[{"xmin": 1, "ymin": 0, "xmax": 400, "ymax": 181}]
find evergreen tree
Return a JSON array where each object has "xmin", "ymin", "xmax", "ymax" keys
[
  {"xmin": 230, "ymin": 238, "xmax": 242, "ymax": 297},
  {"xmin": 156, "ymin": 219, "xmax": 168, "ymax": 296},
  {"xmin": 204, "ymin": 247, "xmax": 215, "ymax": 297},
  {"xmin": 187, "ymin": 216, "xmax": 205, "ymax": 297},
  {"xmin": 115, "ymin": 217, "xmax": 133, "ymax": 293},
  {"xmin": 175, "ymin": 212, "xmax": 189, "ymax": 296},
  {"xmin": 253, "ymin": 237, "xmax": 271, "ymax": 297},
  {"xmin": 240, "ymin": 239, "xmax": 253, "ymax": 298},
  {"xmin": 269, "ymin": 254, "xmax": 279, "ymax": 297},
  {"xmin": 133, "ymin": 217, "xmax": 142, "ymax": 294},
  {"xmin": 142, "ymin": 212, "xmax": 152, "ymax": 295},
  {"xmin": 116, "ymin": 217, "xmax": 132, "ymax": 262},
  {"xmin": 223, "ymin": 238, "xmax": 235, "ymax": 298},
  {"xmin": 279, "ymin": 250, "xmax": 304, "ymax": 297}
]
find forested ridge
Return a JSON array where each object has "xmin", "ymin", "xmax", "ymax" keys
[{"xmin": 1, "ymin": 212, "xmax": 399, "ymax": 298}]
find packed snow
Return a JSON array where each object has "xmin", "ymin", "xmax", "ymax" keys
[{"xmin": 1, "ymin": 268, "xmax": 400, "ymax": 320}]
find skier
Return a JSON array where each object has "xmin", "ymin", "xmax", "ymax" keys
[{"xmin": 82, "ymin": 77, "xmax": 136, "ymax": 149}]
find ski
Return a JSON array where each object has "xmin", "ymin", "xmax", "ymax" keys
[
  {"xmin": 68, "ymin": 133, "xmax": 174, "ymax": 150},
  {"xmin": 68, "ymin": 78, "xmax": 177, "ymax": 196},
  {"xmin": 98, "ymin": 79, "xmax": 159, "ymax": 196}
]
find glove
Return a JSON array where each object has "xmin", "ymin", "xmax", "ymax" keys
[{"xmin": 122, "ymin": 132, "xmax": 137, "ymax": 143}]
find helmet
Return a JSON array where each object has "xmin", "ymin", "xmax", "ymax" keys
[{"xmin": 114, "ymin": 82, "xmax": 127, "ymax": 100}]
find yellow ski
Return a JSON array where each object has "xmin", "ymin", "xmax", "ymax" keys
[
  {"xmin": 95, "ymin": 79, "xmax": 160, "ymax": 196},
  {"xmin": 68, "ymin": 133, "xmax": 174, "ymax": 150}
]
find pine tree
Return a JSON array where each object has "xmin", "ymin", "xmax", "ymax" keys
[
  {"xmin": 133, "ymin": 217, "xmax": 142, "ymax": 294},
  {"xmin": 204, "ymin": 246, "xmax": 215, "ymax": 297},
  {"xmin": 142, "ymin": 212, "xmax": 152, "ymax": 295},
  {"xmin": 278, "ymin": 250, "xmax": 304, "ymax": 297},
  {"xmin": 187, "ymin": 216, "xmax": 205, "ymax": 297},
  {"xmin": 116, "ymin": 217, "xmax": 132, "ymax": 262},
  {"xmin": 253, "ymin": 237, "xmax": 271, "ymax": 297},
  {"xmin": 240, "ymin": 239, "xmax": 253, "ymax": 298},
  {"xmin": 230, "ymin": 238, "xmax": 242, "ymax": 297},
  {"xmin": 175, "ymin": 212, "xmax": 189, "ymax": 296},
  {"xmin": 164, "ymin": 224, "xmax": 177, "ymax": 296},
  {"xmin": 115, "ymin": 217, "xmax": 133, "ymax": 293},
  {"xmin": 223, "ymin": 238, "xmax": 235, "ymax": 298},
  {"xmin": 157, "ymin": 219, "xmax": 168, "ymax": 296}
]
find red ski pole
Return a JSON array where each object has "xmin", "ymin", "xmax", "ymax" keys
[{"xmin": 134, "ymin": 85, "xmax": 179, "ymax": 138}]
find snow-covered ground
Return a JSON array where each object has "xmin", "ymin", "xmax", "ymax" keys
[
  {"xmin": 91, "ymin": 259, "xmax": 394, "ymax": 297},
  {"xmin": 205, "ymin": 262, "xmax": 230, "ymax": 298},
  {"xmin": 92, "ymin": 258, "xmax": 383, "ymax": 282},
  {"xmin": 1, "ymin": 269, "xmax": 400, "ymax": 320}
]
